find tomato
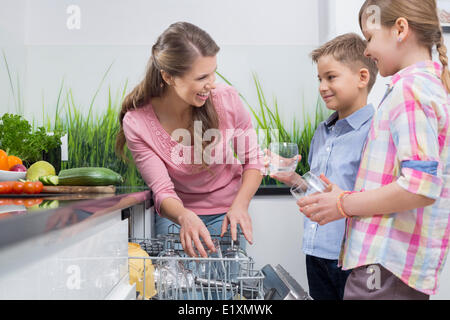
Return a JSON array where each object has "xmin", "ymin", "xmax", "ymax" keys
[
  {"xmin": 23, "ymin": 181, "xmax": 36, "ymax": 194},
  {"xmin": 5, "ymin": 181, "xmax": 14, "ymax": 192},
  {"xmin": 7, "ymin": 155, "xmax": 23, "ymax": 170},
  {"xmin": 23, "ymin": 181, "xmax": 43, "ymax": 194},
  {"xmin": 0, "ymin": 183, "xmax": 7, "ymax": 194},
  {"xmin": 0, "ymin": 150, "xmax": 8, "ymax": 171},
  {"xmin": 0, "ymin": 181, "xmax": 13, "ymax": 194},
  {"xmin": 12, "ymin": 181, "xmax": 25, "ymax": 194},
  {"xmin": 34, "ymin": 181, "xmax": 43, "ymax": 194}
]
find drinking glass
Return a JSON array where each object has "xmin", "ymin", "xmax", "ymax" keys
[
  {"xmin": 154, "ymin": 235, "xmax": 181, "ymax": 286},
  {"xmin": 290, "ymin": 171, "xmax": 327, "ymax": 200},
  {"xmin": 223, "ymin": 239, "xmax": 250, "ymax": 281},
  {"xmin": 268, "ymin": 142, "xmax": 299, "ymax": 174}
]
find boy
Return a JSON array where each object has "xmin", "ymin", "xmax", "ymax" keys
[{"xmin": 271, "ymin": 33, "xmax": 378, "ymax": 299}]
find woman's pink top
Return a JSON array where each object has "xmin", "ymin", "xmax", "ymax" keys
[{"xmin": 123, "ymin": 83, "xmax": 263, "ymax": 215}]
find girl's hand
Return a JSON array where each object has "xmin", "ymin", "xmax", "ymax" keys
[
  {"xmin": 221, "ymin": 204, "xmax": 253, "ymax": 244},
  {"xmin": 178, "ymin": 210, "xmax": 215, "ymax": 258},
  {"xmin": 296, "ymin": 175, "xmax": 345, "ymax": 225}
]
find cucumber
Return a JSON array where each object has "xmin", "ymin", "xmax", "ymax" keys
[
  {"xmin": 47, "ymin": 175, "xmax": 59, "ymax": 186},
  {"xmin": 39, "ymin": 175, "xmax": 59, "ymax": 186},
  {"xmin": 58, "ymin": 167, "xmax": 123, "ymax": 186},
  {"xmin": 38, "ymin": 176, "xmax": 48, "ymax": 185}
]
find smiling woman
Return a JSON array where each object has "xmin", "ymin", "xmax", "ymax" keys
[
  {"xmin": 115, "ymin": 22, "xmax": 264, "ymax": 260},
  {"xmin": 116, "ymin": 22, "xmax": 221, "ymax": 160}
]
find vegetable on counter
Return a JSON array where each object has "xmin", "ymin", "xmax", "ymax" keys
[
  {"xmin": 0, "ymin": 150, "xmax": 8, "ymax": 171},
  {"xmin": 7, "ymin": 155, "xmax": 23, "ymax": 170},
  {"xmin": 39, "ymin": 175, "xmax": 59, "ymax": 186},
  {"xmin": 26, "ymin": 161, "xmax": 55, "ymax": 181},
  {"xmin": 0, "ymin": 181, "xmax": 43, "ymax": 194},
  {"xmin": 0, "ymin": 113, "xmax": 64, "ymax": 164},
  {"xmin": 0, "ymin": 149, "xmax": 25, "ymax": 173},
  {"xmin": 57, "ymin": 167, "xmax": 123, "ymax": 186},
  {"xmin": 10, "ymin": 164, "xmax": 27, "ymax": 172}
]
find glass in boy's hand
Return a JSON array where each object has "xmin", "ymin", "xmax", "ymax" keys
[
  {"xmin": 290, "ymin": 171, "xmax": 327, "ymax": 200},
  {"xmin": 267, "ymin": 142, "xmax": 299, "ymax": 174}
]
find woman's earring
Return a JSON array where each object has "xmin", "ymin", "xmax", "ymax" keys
[{"xmin": 398, "ymin": 37, "xmax": 403, "ymax": 43}]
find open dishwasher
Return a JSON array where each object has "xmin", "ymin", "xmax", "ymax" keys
[
  {"xmin": 128, "ymin": 224, "xmax": 265, "ymax": 300},
  {"xmin": 127, "ymin": 206, "xmax": 312, "ymax": 301}
]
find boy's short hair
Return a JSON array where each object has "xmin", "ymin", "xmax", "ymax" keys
[{"xmin": 310, "ymin": 33, "xmax": 378, "ymax": 93}]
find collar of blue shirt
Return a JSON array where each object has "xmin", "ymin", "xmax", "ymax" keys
[{"xmin": 325, "ymin": 103, "xmax": 374, "ymax": 131}]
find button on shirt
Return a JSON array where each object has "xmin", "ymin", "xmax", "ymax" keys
[{"xmin": 304, "ymin": 104, "xmax": 374, "ymax": 260}]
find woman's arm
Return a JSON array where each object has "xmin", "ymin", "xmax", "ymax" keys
[
  {"xmin": 160, "ymin": 198, "xmax": 215, "ymax": 258},
  {"xmin": 223, "ymin": 86, "xmax": 265, "ymax": 242},
  {"xmin": 221, "ymin": 169, "xmax": 263, "ymax": 243},
  {"xmin": 123, "ymin": 113, "xmax": 215, "ymax": 257}
]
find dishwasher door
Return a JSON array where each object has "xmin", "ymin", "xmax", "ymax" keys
[{"xmin": 105, "ymin": 274, "xmax": 136, "ymax": 300}]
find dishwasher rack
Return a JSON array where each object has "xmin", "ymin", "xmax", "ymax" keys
[{"xmin": 129, "ymin": 228, "xmax": 265, "ymax": 300}]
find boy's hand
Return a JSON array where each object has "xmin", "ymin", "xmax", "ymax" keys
[
  {"xmin": 263, "ymin": 148, "xmax": 301, "ymax": 186},
  {"xmin": 270, "ymin": 171, "xmax": 301, "ymax": 187}
]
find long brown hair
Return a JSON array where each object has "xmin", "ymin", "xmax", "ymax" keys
[
  {"xmin": 116, "ymin": 22, "xmax": 220, "ymax": 163},
  {"xmin": 359, "ymin": 0, "xmax": 450, "ymax": 92}
]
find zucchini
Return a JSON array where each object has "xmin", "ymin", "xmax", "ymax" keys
[{"xmin": 58, "ymin": 167, "xmax": 123, "ymax": 186}]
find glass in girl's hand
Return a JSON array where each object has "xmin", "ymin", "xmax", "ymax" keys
[
  {"xmin": 267, "ymin": 142, "xmax": 299, "ymax": 174},
  {"xmin": 290, "ymin": 171, "xmax": 327, "ymax": 200}
]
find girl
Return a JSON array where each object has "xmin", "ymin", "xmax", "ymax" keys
[
  {"xmin": 298, "ymin": 0, "xmax": 450, "ymax": 299},
  {"xmin": 116, "ymin": 22, "xmax": 263, "ymax": 258}
]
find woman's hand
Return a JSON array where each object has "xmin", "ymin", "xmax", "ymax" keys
[
  {"xmin": 297, "ymin": 177, "xmax": 345, "ymax": 225},
  {"xmin": 221, "ymin": 204, "xmax": 253, "ymax": 244},
  {"xmin": 178, "ymin": 209, "xmax": 216, "ymax": 258}
]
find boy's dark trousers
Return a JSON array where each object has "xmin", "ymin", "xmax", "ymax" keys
[{"xmin": 306, "ymin": 254, "xmax": 351, "ymax": 300}]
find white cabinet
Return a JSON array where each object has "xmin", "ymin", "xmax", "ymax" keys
[{"xmin": 0, "ymin": 210, "xmax": 129, "ymax": 299}]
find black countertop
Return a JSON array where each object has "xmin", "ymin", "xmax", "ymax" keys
[
  {"xmin": 0, "ymin": 184, "xmax": 290, "ymax": 251},
  {"xmin": 0, "ymin": 187, "xmax": 152, "ymax": 250}
]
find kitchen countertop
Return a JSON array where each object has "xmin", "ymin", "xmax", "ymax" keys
[
  {"xmin": 0, "ymin": 184, "xmax": 290, "ymax": 251},
  {"xmin": 0, "ymin": 186, "xmax": 152, "ymax": 251}
]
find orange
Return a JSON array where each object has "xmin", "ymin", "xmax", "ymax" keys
[
  {"xmin": 7, "ymin": 155, "xmax": 23, "ymax": 170},
  {"xmin": 0, "ymin": 150, "xmax": 9, "ymax": 171}
]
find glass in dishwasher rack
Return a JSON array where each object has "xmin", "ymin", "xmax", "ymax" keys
[{"xmin": 129, "ymin": 228, "xmax": 264, "ymax": 300}]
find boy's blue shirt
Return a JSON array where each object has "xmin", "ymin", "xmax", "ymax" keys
[{"xmin": 304, "ymin": 103, "xmax": 374, "ymax": 260}]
